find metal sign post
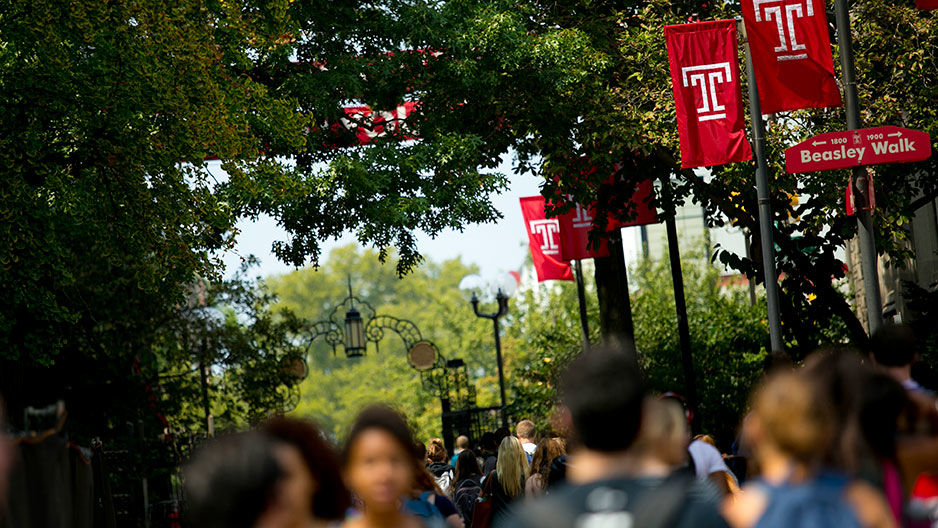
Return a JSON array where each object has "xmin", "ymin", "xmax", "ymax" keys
[
  {"xmin": 741, "ymin": 21, "xmax": 785, "ymax": 354},
  {"xmin": 833, "ymin": 0, "xmax": 883, "ymax": 334}
]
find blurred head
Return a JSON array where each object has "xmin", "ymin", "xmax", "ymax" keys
[
  {"xmin": 453, "ymin": 449, "xmax": 482, "ymax": 484},
  {"xmin": 630, "ymin": 398, "xmax": 689, "ymax": 468},
  {"xmin": 185, "ymin": 432, "xmax": 283, "ymax": 528},
  {"xmin": 858, "ymin": 373, "xmax": 907, "ymax": 460},
  {"xmin": 455, "ymin": 436, "xmax": 469, "ymax": 450},
  {"xmin": 530, "ymin": 438, "xmax": 566, "ymax": 482},
  {"xmin": 262, "ymin": 417, "xmax": 350, "ymax": 522},
  {"xmin": 343, "ymin": 405, "xmax": 419, "ymax": 515},
  {"xmin": 494, "ymin": 427, "xmax": 511, "ymax": 446},
  {"xmin": 413, "ymin": 440, "xmax": 427, "ymax": 461},
  {"xmin": 560, "ymin": 347, "xmax": 645, "ymax": 452},
  {"xmin": 801, "ymin": 347, "xmax": 871, "ymax": 473},
  {"xmin": 427, "ymin": 438, "xmax": 447, "ymax": 463},
  {"xmin": 480, "ymin": 432, "xmax": 497, "ymax": 452},
  {"xmin": 745, "ymin": 370, "xmax": 832, "ymax": 467},
  {"xmin": 870, "ymin": 322, "xmax": 918, "ymax": 368},
  {"xmin": 495, "ymin": 436, "xmax": 529, "ymax": 498},
  {"xmin": 515, "ymin": 420, "xmax": 536, "ymax": 442}
]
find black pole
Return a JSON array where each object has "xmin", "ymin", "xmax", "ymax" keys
[
  {"xmin": 471, "ymin": 292, "xmax": 510, "ymax": 429},
  {"xmin": 661, "ymin": 178, "xmax": 700, "ymax": 433},
  {"xmin": 440, "ymin": 398, "xmax": 454, "ymax": 455},
  {"xmin": 574, "ymin": 260, "xmax": 591, "ymax": 352},
  {"xmin": 492, "ymin": 316, "xmax": 508, "ymax": 428},
  {"xmin": 741, "ymin": 21, "xmax": 785, "ymax": 354},
  {"xmin": 834, "ymin": 0, "xmax": 882, "ymax": 335},
  {"xmin": 744, "ymin": 230, "xmax": 758, "ymax": 306}
]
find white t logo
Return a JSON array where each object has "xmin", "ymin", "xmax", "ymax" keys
[
  {"xmin": 753, "ymin": 0, "xmax": 814, "ymax": 61},
  {"xmin": 568, "ymin": 196, "xmax": 593, "ymax": 229},
  {"xmin": 529, "ymin": 220, "xmax": 561, "ymax": 256},
  {"xmin": 681, "ymin": 63, "xmax": 732, "ymax": 122}
]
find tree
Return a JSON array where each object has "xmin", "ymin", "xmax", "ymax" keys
[
  {"xmin": 0, "ymin": 0, "xmax": 514, "ymax": 443},
  {"xmin": 153, "ymin": 262, "xmax": 310, "ymax": 435},
  {"xmin": 504, "ymin": 252, "xmax": 768, "ymax": 448},
  {"xmin": 360, "ymin": 0, "xmax": 936, "ymax": 353},
  {"xmin": 0, "ymin": 2, "xmax": 517, "ymax": 520}
]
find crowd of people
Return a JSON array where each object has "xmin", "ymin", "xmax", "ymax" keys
[{"xmin": 183, "ymin": 322, "xmax": 938, "ymax": 528}]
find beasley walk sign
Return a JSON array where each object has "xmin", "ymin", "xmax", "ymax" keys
[{"xmin": 785, "ymin": 126, "xmax": 931, "ymax": 173}]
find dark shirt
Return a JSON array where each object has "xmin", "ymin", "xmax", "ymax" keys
[
  {"xmin": 488, "ymin": 471, "xmax": 525, "ymax": 525},
  {"xmin": 500, "ymin": 475, "xmax": 728, "ymax": 528},
  {"xmin": 482, "ymin": 454, "xmax": 497, "ymax": 476},
  {"xmin": 431, "ymin": 493, "xmax": 459, "ymax": 518}
]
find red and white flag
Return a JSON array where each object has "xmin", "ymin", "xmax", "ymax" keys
[
  {"xmin": 520, "ymin": 197, "xmax": 574, "ymax": 282},
  {"xmin": 665, "ymin": 20, "xmax": 753, "ymax": 169},
  {"xmin": 742, "ymin": 0, "xmax": 842, "ymax": 113},
  {"xmin": 556, "ymin": 180, "xmax": 658, "ymax": 261}
]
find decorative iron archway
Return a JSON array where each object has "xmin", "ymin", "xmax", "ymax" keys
[{"xmin": 300, "ymin": 278, "xmax": 491, "ymax": 453}]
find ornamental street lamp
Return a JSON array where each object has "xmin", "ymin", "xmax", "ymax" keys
[
  {"xmin": 304, "ymin": 276, "xmax": 487, "ymax": 452},
  {"xmin": 343, "ymin": 298, "xmax": 366, "ymax": 358},
  {"xmin": 460, "ymin": 275, "xmax": 513, "ymax": 429}
]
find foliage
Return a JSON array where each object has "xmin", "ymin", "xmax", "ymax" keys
[
  {"xmin": 505, "ymin": 254, "xmax": 768, "ymax": 449},
  {"xmin": 501, "ymin": 274, "xmax": 600, "ymax": 435},
  {"xmin": 0, "ymin": 0, "xmax": 518, "ymax": 457},
  {"xmin": 152, "ymin": 262, "xmax": 309, "ymax": 435},
  {"xmin": 329, "ymin": 0, "xmax": 936, "ymax": 354},
  {"xmin": 270, "ymin": 244, "xmax": 496, "ymax": 442},
  {"xmin": 630, "ymin": 253, "xmax": 768, "ymax": 447}
]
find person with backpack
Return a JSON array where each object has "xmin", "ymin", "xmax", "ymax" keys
[
  {"xmin": 450, "ymin": 450, "xmax": 484, "ymax": 526},
  {"xmin": 524, "ymin": 438, "xmax": 565, "ymax": 498},
  {"xmin": 413, "ymin": 465, "xmax": 463, "ymax": 528},
  {"xmin": 478, "ymin": 433, "xmax": 499, "ymax": 477},
  {"xmin": 721, "ymin": 370, "xmax": 897, "ymax": 528},
  {"xmin": 426, "ymin": 438, "xmax": 455, "ymax": 496},
  {"xmin": 503, "ymin": 346, "xmax": 728, "ymax": 528}
]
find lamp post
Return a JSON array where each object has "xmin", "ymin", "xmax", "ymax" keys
[
  {"xmin": 342, "ymin": 279, "xmax": 366, "ymax": 358},
  {"xmin": 469, "ymin": 289, "xmax": 510, "ymax": 429}
]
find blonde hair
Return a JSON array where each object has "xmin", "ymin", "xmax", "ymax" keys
[
  {"xmin": 751, "ymin": 370, "xmax": 832, "ymax": 464},
  {"xmin": 495, "ymin": 436, "xmax": 529, "ymax": 497}
]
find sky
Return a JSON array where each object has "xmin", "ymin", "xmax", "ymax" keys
[{"xmin": 220, "ymin": 153, "xmax": 547, "ymax": 281}]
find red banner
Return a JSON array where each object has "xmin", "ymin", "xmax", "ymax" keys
[
  {"xmin": 665, "ymin": 20, "xmax": 753, "ymax": 169},
  {"xmin": 742, "ymin": 0, "xmax": 842, "ymax": 114},
  {"xmin": 520, "ymin": 197, "xmax": 574, "ymax": 282},
  {"xmin": 919, "ymin": 0, "xmax": 938, "ymax": 9},
  {"xmin": 329, "ymin": 102, "xmax": 419, "ymax": 146},
  {"xmin": 557, "ymin": 180, "xmax": 658, "ymax": 261}
]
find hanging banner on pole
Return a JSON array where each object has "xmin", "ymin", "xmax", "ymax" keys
[
  {"xmin": 665, "ymin": 20, "xmax": 753, "ymax": 169},
  {"xmin": 520, "ymin": 197, "xmax": 574, "ymax": 282},
  {"xmin": 556, "ymin": 179, "xmax": 658, "ymax": 261},
  {"xmin": 741, "ymin": 0, "xmax": 842, "ymax": 113}
]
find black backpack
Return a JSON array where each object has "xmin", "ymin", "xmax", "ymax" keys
[{"xmin": 453, "ymin": 477, "xmax": 483, "ymax": 526}]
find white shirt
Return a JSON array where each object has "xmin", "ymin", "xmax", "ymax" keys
[
  {"xmin": 688, "ymin": 439, "xmax": 731, "ymax": 480},
  {"xmin": 522, "ymin": 442, "xmax": 537, "ymax": 456}
]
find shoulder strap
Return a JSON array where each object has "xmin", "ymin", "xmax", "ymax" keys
[
  {"xmin": 481, "ymin": 471, "xmax": 496, "ymax": 497},
  {"xmin": 631, "ymin": 473, "xmax": 695, "ymax": 528}
]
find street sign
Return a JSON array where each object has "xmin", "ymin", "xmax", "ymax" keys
[{"xmin": 785, "ymin": 126, "xmax": 931, "ymax": 173}]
